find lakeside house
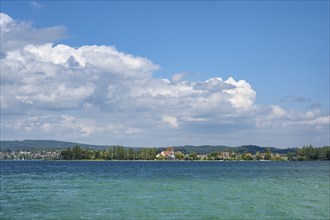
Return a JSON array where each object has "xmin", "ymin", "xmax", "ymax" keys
[
  {"xmin": 219, "ymin": 152, "xmax": 231, "ymax": 160},
  {"xmin": 197, "ymin": 154, "xmax": 208, "ymax": 160},
  {"xmin": 156, "ymin": 146, "xmax": 176, "ymax": 160}
]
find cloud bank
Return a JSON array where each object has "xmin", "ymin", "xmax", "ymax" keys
[{"xmin": 1, "ymin": 13, "xmax": 329, "ymax": 147}]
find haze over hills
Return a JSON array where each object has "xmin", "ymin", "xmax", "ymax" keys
[
  {"xmin": 0, "ymin": 140, "xmax": 296, "ymax": 154},
  {"xmin": 0, "ymin": 140, "xmax": 103, "ymax": 151}
]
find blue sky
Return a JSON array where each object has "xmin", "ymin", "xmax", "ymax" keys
[{"xmin": 1, "ymin": 1, "xmax": 329, "ymax": 148}]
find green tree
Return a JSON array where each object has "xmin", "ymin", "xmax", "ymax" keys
[
  {"xmin": 85, "ymin": 150, "xmax": 94, "ymax": 160},
  {"xmin": 189, "ymin": 151, "xmax": 198, "ymax": 160},
  {"xmin": 256, "ymin": 152, "xmax": 262, "ymax": 160},
  {"xmin": 138, "ymin": 148, "xmax": 157, "ymax": 160},
  {"xmin": 60, "ymin": 147, "xmax": 73, "ymax": 160},
  {"xmin": 326, "ymin": 149, "xmax": 330, "ymax": 160},
  {"xmin": 174, "ymin": 151, "xmax": 184, "ymax": 160},
  {"xmin": 108, "ymin": 148, "xmax": 114, "ymax": 160},
  {"xmin": 127, "ymin": 148, "xmax": 134, "ymax": 160},
  {"xmin": 113, "ymin": 146, "xmax": 125, "ymax": 160},
  {"xmin": 265, "ymin": 148, "xmax": 272, "ymax": 160},
  {"xmin": 72, "ymin": 145, "xmax": 83, "ymax": 160},
  {"xmin": 156, "ymin": 155, "xmax": 165, "ymax": 160},
  {"xmin": 286, "ymin": 152, "xmax": 296, "ymax": 161},
  {"xmin": 183, "ymin": 154, "xmax": 190, "ymax": 160},
  {"xmin": 209, "ymin": 152, "xmax": 219, "ymax": 160},
  {"xmin": 95, "ymin": 151, "xmax": 102, "ymax": 159},
  {"xmin": 242, "ymin": 153, "xmax": 253, "ymax": 160}
]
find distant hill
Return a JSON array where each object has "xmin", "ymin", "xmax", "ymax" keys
[
  {"xmin": 0, "ymin": 140, "xmax": 296, "ymax": 154},
  {"xmin": 173, "ymin": 145, "xmax": 230, "ymax": 154},
  {"xmin": 0, "ymin": 140, "xmax": 108, "ymax": 151},
  {"xmin": 174, "ymin": 145, "xmax": 296, "ymax": 154}
]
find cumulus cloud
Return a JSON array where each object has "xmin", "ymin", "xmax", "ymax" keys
[
  {"xmin": 0, "ymin": 13, "xmax": 329, "ymax": 147},
  {"xmin": 0, "ymin": 13, "xmax": 66, "ymax": 53},
  {"xmin": 1, "ymin": 42, "xmax": 159, "ymax": 111}
]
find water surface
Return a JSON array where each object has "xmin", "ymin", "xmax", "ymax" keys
[{"xmin": 1, "ymin": 161, "xmax": 329, "ymax": 219}]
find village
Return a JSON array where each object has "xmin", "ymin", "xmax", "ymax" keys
[
  {"xmin": 0, "ymin": 146, "xmax": 289, "ymax": 161},
  {"xmin": 0, "ymin": 150, "xmax": 61, "ymax": 160},
  {"xmin": 155, "ymin": 147, "xmax": 287, "ymax": 161},
  {"xmin": 1, "ymin": 144, "xmax": 329, "ymax": 161}
]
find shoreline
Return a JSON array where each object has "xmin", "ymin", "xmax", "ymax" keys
[{"xmin": 2, "ymin": 159, "xmax": 328, "ymax": 162}]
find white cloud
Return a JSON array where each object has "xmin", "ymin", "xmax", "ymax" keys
[
  {"xmin": 0, "ymin": 13, "xmax": 329, "ymax": 147},
  {"xmin": 0, "ymin": 13, "xmax": 13, "ymax": 28},
  {"xmin": 162, "ymin": 115, "xmax": 179, "ymax": 128},
  {"xmin": 30, "ymin": 1, "xmax": 43, "ymax": 10},
  {"xmin": 271, "ymin": 105, "xmax": 287, "ymax": 118},
  {"xmin": 172, "ymin": 72, "xmax": 186, "ymax": 82},
  {"xmin": 224, "ymin": 77, "xmax": 256, "ymax": 110},
  {"xmin": 0, "ymin": 13, "xmax": 66, "ymax": 53},
  {"xmin": 4, "ymin": 114, "xmax": 141, "ymax": 141}
]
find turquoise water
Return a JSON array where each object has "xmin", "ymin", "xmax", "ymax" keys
[{"xmin": 1, "ymin": 161, "xmax": 329, "ymax": 219}]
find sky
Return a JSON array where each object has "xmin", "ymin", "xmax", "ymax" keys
[{"xmin": 0, "ymin": 1, "xmax": 329, "ymax": 148}]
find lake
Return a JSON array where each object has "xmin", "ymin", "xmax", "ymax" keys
[{"xmin": 1, "ymin": 161, "xmax": 329, "ymax": 219}]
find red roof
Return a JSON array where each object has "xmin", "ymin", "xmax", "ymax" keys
[{"xmin": 161, "ymin": 151, "xmax": 172, "ymax": 157}]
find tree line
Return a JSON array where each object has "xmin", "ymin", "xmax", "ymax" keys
[
  {"xmin": 292, "ymin": 145, "xmax": 330, "ymax": 161},
  {"xmin": 59, "ymin": 145, "xmax": 330, "ymax": 161},
  {"xmin": 60, "ymin": 145, "xmax": 157, "ymax": 160}
]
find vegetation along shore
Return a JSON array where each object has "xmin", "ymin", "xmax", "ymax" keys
[{"xmin": 1, "ymin": 140, "xmax": 329, "ymax": 161}]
